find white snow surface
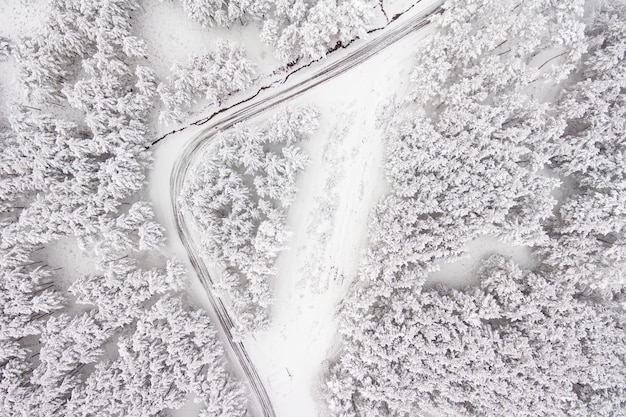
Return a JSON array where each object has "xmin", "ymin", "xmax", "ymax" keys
[
  {"xmin": 137, "ymin": 1, "xmax": 280, "ymax": 81},
  {"xmin": 0, "ymin": 0, "xmax": 50, "ymax": 120},
  {"xmin": 427, "ymin": 236, "xmax": 540, "ymax": 288},
  {"xmin": 0, "ymin": 0, "xmax": 50, "ymax": 39}
]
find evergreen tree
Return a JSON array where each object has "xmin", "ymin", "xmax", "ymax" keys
[{"xmin": 182, "ymin": 106, "xmax": 318, "ymax": 334}]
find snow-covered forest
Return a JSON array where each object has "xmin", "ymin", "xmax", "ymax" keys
[
  {"xmin": 0, "ymin": 0, "xmax": 372, "ymax": 415},
  {"xmin": 170, "ymin": 0, "xmax": 373, "ymax": 63},
  {"xmin": 0, "ymin": 0, "xmax": 253, "ymax": 415},
  {"xmin": 1, "ymin": 0, "xmax": 625, "ymax": 416},
  {"xmin": 323, "ymin": 0, "xmax": 626, "ymax": 415},
  {"xmin": 182, "ymin": 106, "xmax": 319, "ymax": 335}
]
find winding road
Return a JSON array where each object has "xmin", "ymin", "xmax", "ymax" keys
[{"xmin": 168, "ymin": 2, "xmax": 443, "ymax": 416}]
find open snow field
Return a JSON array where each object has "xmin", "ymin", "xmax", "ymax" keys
[{"xmin": 0, "ymin": 0, "xmax": 50, "ymax": 38}]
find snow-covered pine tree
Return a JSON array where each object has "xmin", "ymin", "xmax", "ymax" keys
[
  {"xmin": 171, "ymin": 0, "xmax": 374, "ymax": 64},
  {"xmin": 69, "ymin": 258, "xmax": 185, "ymax": 327},
  {"xmin": 542, "ymin": 1, "xmax": 626, "ymax": 296},
  {"xmin": 325, "ymin": 255, "xmax": 626, "ymax": 417},
  {"xmin": 182, "ymin": 105, "xmax": 319, "ymax": 335},
  {"xmin": 66, "ymin": 295, "xmax": 249, "ymax": 417},
  {"xmin": 157, "ymin": 41, "xmax": 257, "ymax": 125}
]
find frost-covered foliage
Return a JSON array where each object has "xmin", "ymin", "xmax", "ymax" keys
[
  {"xmin": 259, "ymin": 0, "xmax": 373, "ymax": 63},
  {"xmin": 182, "ymin": 106, "xmax": 319, "ymax": 335},
  {"xmin": 0, "ymin": 1, "xmax": 248, "ymax": 416},
  {"xmin": 541, "ymin": 2, "xmax": 626, "ymax": 296},
  {"xmin": 0, "ymin": 37, "xmax": 11, "ymax": 60},
  {"xmin": 170, "ymin": 0, "xmax": 375, "ymax": 63},
  {"xmin": 375, "ymin": 94, "xmax": 560, "ymax": 284},
  {"xmin": 326, "ymin": 255, "xmax": 626, "ymax": 417},
  {"xmin": 411, "ymin": 0, "xmax": 587, "ymax": 103},
  {"xmin": 366, "ymin": 0, "xmax": 586, "ymax": 288},
  {"xmin": 15, "ymin": 0, "xmax": 149, "ymax": 105},
  {"xmin": 66, "ymin": 296, "xmax": 248, "ymax": 417},
  {"xmin": 158, "ymin": 42, "xmax": 257, "ymax": 124},
  {"xmin": 323, "ymin": 1, "xmax": 626, "ymax": 416},
  {"xmin": 3, "ymin": 0, "xmax": 157, "ymax": 244}
]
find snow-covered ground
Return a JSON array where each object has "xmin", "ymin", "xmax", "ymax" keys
[
  {"xmin": 0, "ymin": 0, "xmax": 50, "ymax": 119},
  {"xmin": 0, "ymin": 0, "xmax": 50, "ymax": 38},
  {"xmin": 427, "ymin": 236, "xmax": 540, "ymax": 288},
  {"xmin": 136, "ymin": 1, "xmax": 280, "ymax": 81}
]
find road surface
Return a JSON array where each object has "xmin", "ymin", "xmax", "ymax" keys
[{"xmin": 168, "ymin": 2, "xmax": 443, "ymax": 416}]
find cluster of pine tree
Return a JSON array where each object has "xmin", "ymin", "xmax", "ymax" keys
[
  {"xmin": 157, "ymin": 41, "xmax": 258, "ymax": 125},
  {"xmin": 0, "ymin": 1, "xmax": 248, "ymax": 415},
  {"xmin": 323, "ymin": 1, "xmax": 626, "ymax": 416},
  {"xmin": 182, "ymin": 106, "xmax": 319, "ymax": 336},
  {"xmin": 543, "ymin": 3, "xmax": 626, "ymax": 297},
  {"xmin": 167, "ymin": 0, "xmax": 375, "ymax": 64}
]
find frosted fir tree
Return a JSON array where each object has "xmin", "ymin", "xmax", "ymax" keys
[
  {"xmin": 182, "ymin": 106, "xmax": 318, "ymax": 334},
  {"xmin": 179, "ymin": 0, "xmax": 232, "ymax": 27},
  {"xmin": 253, "ymin": 144, "xmax": 308, "ymax": 207},
  {"xmin": 69, "ymin": 259, "xmax": 186, "ymax": 327},
  {"xmin": 77, "ymin": 202, "xmax": 165, "ymax": 257},
  {"xmin": 157, "ymin": 42, "xmax": 257, "ymax": 124},
  {"xmin": 410, "ymin": 0, "xmax": 586, "ymax": 104},
  {"xmin": 325, "ymin": 255, "xmax": 626, "ymax": 417},
  {"xmin": 31, "ymin": 312, "xmax": 112, "ymax": 414},
  {"xmin": 171, "ymin": 0, "xmax": 374, "ymax": 63},
  {"xmin": 0, "ymin": 259, "xmax": 66, "ymax": 343},
  {"xmin": 298, "ymin": 0, "xmax": 371, "ymax": 60},
  {"xmin": 260, "ymin": 0, "xmax": 374, "ymax": 63},
  {"xmin": 66, "ymin": 296, "xmax": 249, "ymax": 417},
  {"xmin": 542, "ymin": 1, "xmax": 626, "ymax": 296}
]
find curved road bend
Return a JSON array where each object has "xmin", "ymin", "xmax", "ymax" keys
[{"xmin": 170, "ymin": 2, "xmax": 443, "ymax": 417}]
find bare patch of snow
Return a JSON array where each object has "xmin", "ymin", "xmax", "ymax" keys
[
  {"xmin": 0, "ymin": 0, "xmax": 50, "ymax": 39},
  {"xmin": 427, "ymin": 235, "xmax": 540, "ymax": 288},
  {"xmin": 136, "ymin": 1, "xmax": 279, "ymax": 81},
  {"xmin": 0, "ymin": 60, "xmax": 19, "ymax": 121},
  {"xmin": 169, "ymin": 394, "xmax": 204, "ymax": 417},
  {"xmin": 39, "ymin": 237, "xmax": 99, "ymax": 290}
]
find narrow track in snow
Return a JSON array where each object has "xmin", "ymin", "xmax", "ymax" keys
[{"xmin": 169, "ymin": 3, "xmax": 443, "ymax": 416}]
